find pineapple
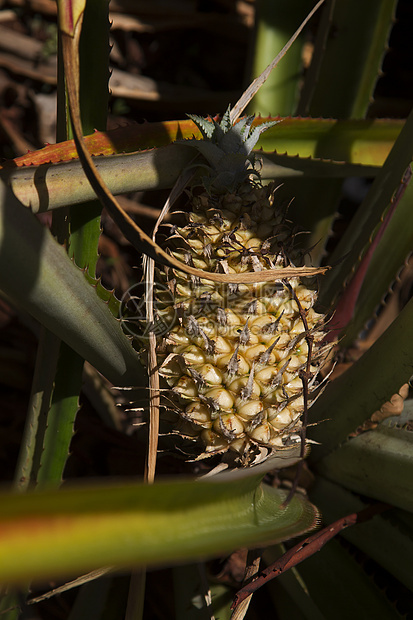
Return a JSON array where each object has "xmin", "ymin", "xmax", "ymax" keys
[{"xmin": 153, "ymin": 110, "xmax": 329, "ymax": 466}]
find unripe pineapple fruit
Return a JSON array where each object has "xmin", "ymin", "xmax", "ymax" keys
[{"xmin": 154, "ymin": 110, "xmax": 329, "ymax": 465}]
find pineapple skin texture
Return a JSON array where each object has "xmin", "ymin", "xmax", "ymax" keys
[{"xmin": 156, "ymin": 182, "xmax": 326, "ymax": 463}]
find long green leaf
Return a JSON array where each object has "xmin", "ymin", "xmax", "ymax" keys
[
  {"xmin": 264, "ymin": 551, "xmax": 325, "ymax": 620},
  {"xmin": 1, "ymin": 146, "xmax": 199, "ymax": 212},
  {"xmin": 0, "ymin": 180, "xmax": 142, "ymax": 387},
  {"xmin": 310, "ymin": 476, "xmax": 413, "ymax": 591},
  {"xmin": 33, "ymin": 0, "xmax": 111, "ymax": 490},
  {"xmin": 340, "ymin": 178, "xmax": 413, "ymax": 346},
  {"xmin": 284, "ymin": 538, "xmax": 402, "ymax": 619},
  {"xmin": 318, "ymin": 107, "xmax": 413, "ymax": 310},
  {"xmin": 66, "ymin": 0, "xmax": 109, "ymax": 274},
  {"xmin": 315, "ymin": 424, "xmax": 413, "ymax": 513},
  {"xmin": 253, "ymin": 118, "xmax": 401, "ymax": 162},
  {"xmin": 0, "ymin": 477, "xmax": 318, "ymax": 584},
  {"xmin": 248, "ymin": 0, "xmax": 314, "ymax": 116},
  {"xmin": 13, "ymin": 328, "xmax": 60, "ymax": 491},
  {"xmin": 6, "ymin": 118, "xmax": 402, "ymax": 167},
  {"xmin": 308, "ymin": 295, "xmax": 413, "ymax": 460},
  {"xmin": 36, "ymin": 343, "xmax": 83, "ymax": 487},
  {"xmin": 306, "ymin": 0, "xmax": 396, "ymax": 118},
  {"xmin": 291, "ymin": 0, "xmax": 396, "ymax": 262},
  {"xmin": 261, "ymin": 153, "xmax": 378, "ymax": 178},
  {"xmin": 266, "ymin": 569, "xmax": 324, "ymax": 619}
]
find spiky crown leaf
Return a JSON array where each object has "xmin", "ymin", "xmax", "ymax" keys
[{"xmin": 184, "ymin": 107, "xmax": 279, "ymax": 194}]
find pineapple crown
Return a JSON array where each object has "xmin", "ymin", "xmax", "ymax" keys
[{"xmin": 184, "ymin": 106, "xmax": 278, "ymax": 194}]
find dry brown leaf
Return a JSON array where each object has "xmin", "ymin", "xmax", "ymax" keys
[{"xmin": 349, "ymin": 384, "xmax": 409, "ymax": 437}]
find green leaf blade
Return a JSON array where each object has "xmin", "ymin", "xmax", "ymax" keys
[
  {"xmin": 318, "ymin": 108, "xmax": 413, "ymax": 311},
  {"xmin": 0, "ymin": 477, "xmax": 318, "ymax": 584},
  {"xmin": 308, "ymin": 296, "xmax": 413, "ymax": 460},
  {"xmin": 310, "ymin": 476, "xmax": 413, "ymax": 592},
  {"xmin": 306, "ymin": 0, "xmax": 397, "ymax": 119},
  {"xmin": 0, "ymin": 183, "xmax": 142, "ymax": 387},
  {"xmin": 315, "ymin": 425, "xmax": 413, "ymax": 513}
]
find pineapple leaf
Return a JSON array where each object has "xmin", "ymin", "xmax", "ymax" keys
[
  {"xmin": 187, "ymin": 109, "xmax": 278, "ymax": 159},
  {"xmin": 182, "ymin": 108, "xmax": 279, "ymax": 193},
  {"xmin": 308, "ymin": 295, "xmax": 413, "ymax": 462},
  {"xmin": 281, "ymin": 537, "xmax": 403, "ymax": 619},
  {"xmin": 232, "ymin": 115, "xmax": 251, "ymax": 136},
  {"xmin": 5, "ymin": 118, "xmax": 402, "ymax": 169},
  {"xmin": 260, "ymin": 153, "xmax": 378, "ymax": 179},
  {"xmin": 0, "ymin": 477, "xmax": 318, "ymax": 584},
  {"xmin": 2, "ymin": 140, "xmax": 382, "ymax": 216},
  {"xmin": 310, "ymin": 477, "xmax": 413, "ymax": 592},
  {"xmin": 212, "ymin": 118, "xmax": 227, "ymax": 144},
  {"xmin": 219, "ymin": 104, "xmax": 233, "ymax": 132},
  {"xmin": 339, "ymin": 177, "xmax": 413, "ymax": 347},
  {"xmin": 187, "ymin": 113, "xmax": 215, "ymax": 140},
  {"xmin": 304, "ymin": 0, "xmax": 397, "ymax": 118},
  {"xmin": 243, "ymin": 121, "xmax": 279, "ymax": 155},
  {"xmin": 184, "ymin": 140, "xmax": 225, "ymax": 170},
  {"xmin": 318, "ymin": 107, "xmax": 413, "ymax": 312},
  {"xmin": 36, "ymin": 344, "xmax": 83, "ymax": 487},
  {"xmin": 220, "ymin": 122, "xmax": 251, "ymax": 155},
  {"xmin": 315, "ymin": 423, "xmax": 413, "ymax": 513},
  {"xmin": 0, "ymin": 181, "xmax": 143, "ymax": 387},
  {"xmin": 14, "ymin": 329, "xmax": 60, "ymax": 491}
]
